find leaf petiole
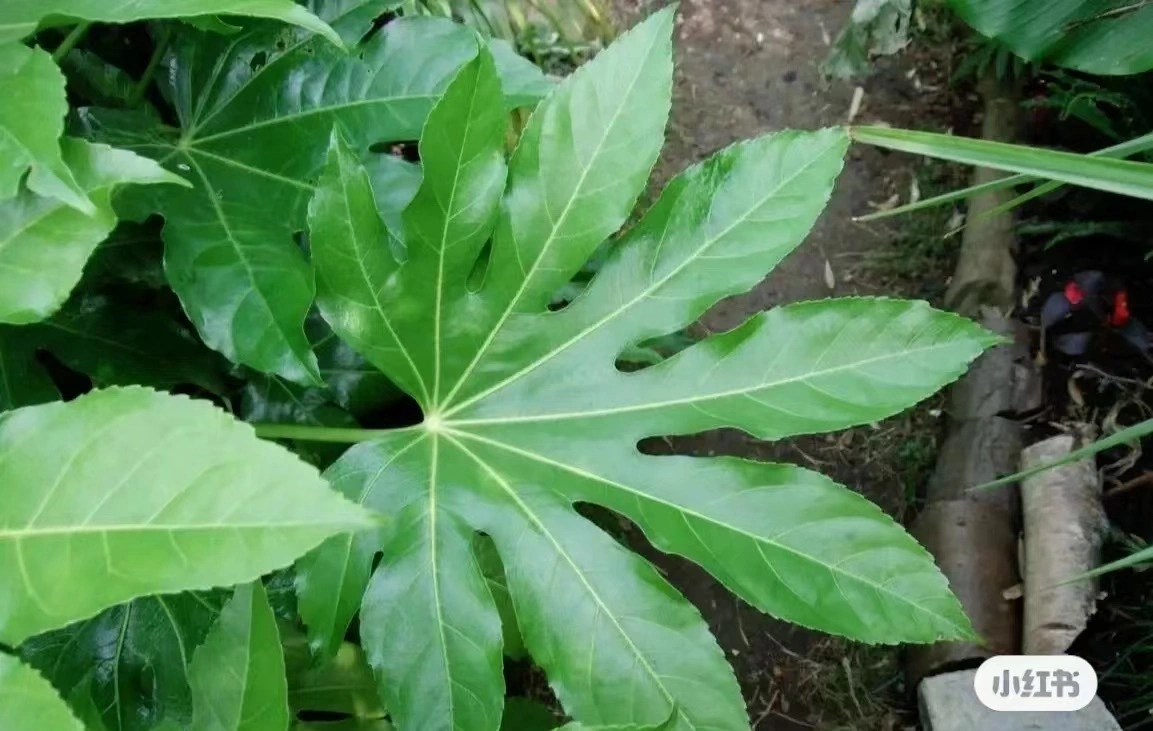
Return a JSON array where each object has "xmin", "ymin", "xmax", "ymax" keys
[
  {"xmin": 129, "ymin": 25, "xmax": 172, "ymax": 106},
  {"xmin": 252, "ymin": 423, "xmax": 408, "ymax": 443},
  {"xmin": 52, "ymin": 23, "xmax": 91, "ymax": 63}
]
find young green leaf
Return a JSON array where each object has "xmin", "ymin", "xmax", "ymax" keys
[
  {"xmin": 0, "ymin": 0, "xmax": 341, "ymax": 45},
  {"xmin": 0, "ymin": 652, "xmax": 82, "ymax": 731},
  {"xmin": 0, "ymin": 386, "xmax": 374, "ymax": 645},
  {"xmin": 21, "ymin": 592, "xmax": 228, "ymax": 731},
  {"xmin": 188, "ymin": 582, "xmax": 289, "ymax": 731},
  {"xmin": 850, "ymin": 126, "xmax": 1153, "ymax": 201},
  {"xmin": 299, "ymin": 8, "xmax": 993, "ymax": 728},
  {"xmin": 0, "ymin": 139, "xmax": 187, "ymax": 324},
  {"xmin": 0, "ymin": 45, "xmax": 90, "ymax": 212}
]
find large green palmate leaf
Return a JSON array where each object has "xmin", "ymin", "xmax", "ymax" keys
[
  {"xmin": 0, "ymin": 652, "xmax": 82, "ymax": 730},
  {"xmin": 78, "ymin": 8, "xmax": 549, "ymax": 387},
  {"xmin": 290, "ymin": 8, "xmax": 994, "ymax": 730},
  {"xmin": 188, "ymin": 582, "xmax": 289, "ymax": 731},
  {"xmin": 21, "ymin": 592, "xmax": 228, "ymax": 731},
  {"xmin": 949, "ymin": 0, "xmax": 1153, "ymax": 75},
  {"xmin": 0, "ymin": 0, "xmax": 339, "ymax": 45},
  {"xmin": 0, "ymin": 386, "xmax": 373, "ymax": 645},
  {"xmin": 0, "ymin": 44, "xmax": 90, "ymax": 213},
  {"xmin": 0, "ymin": 139, "xmax": 187, "ymax": 324}
]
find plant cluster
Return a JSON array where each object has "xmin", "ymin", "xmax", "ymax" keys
[{"xmin": 0, "ymin": 2, "xmax": 997, "ymax": 729}]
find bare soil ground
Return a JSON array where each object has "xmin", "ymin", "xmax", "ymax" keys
[{"xmin": 607, "ymin": 1, "xmax": 980, "ymax": 728}]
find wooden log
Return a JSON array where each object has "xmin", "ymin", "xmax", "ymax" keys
[{"xmin": 1021, "ymin": 433, "xmax": 1108, "ymax": 655}]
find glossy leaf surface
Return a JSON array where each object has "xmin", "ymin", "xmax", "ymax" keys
[
  {"xmin": 21, "ymin": 592, "xmax": 227, "ymax": 731},
  {"xmin": 80, "ymin": 13, "xmax": 548, "ymax": 387},
  {"xmin": 296, "ymin": 8, "xmax": 992, "ymax": 730},
  {"xmin": 188, "ymin": 582, "xmax": 288, "ymax": 731},
  {"xmin": 0, "ymin": 386, "xmax": 373, "ymax": 644},
  {"xmin": 0, "ymin": 652, "xmax": 82, "ymax": 731},
  {"xmin": 950, "ymin": 0, "xmax": 1153, "ymax": 75},
  {"xmin": 0, "ymin": 44, "xmax": 89, "ymax": 212},
  {"xmin": 0, "ymin": 139, "xmax": 186, "ymax": 325},
  {"xmin": 0, "ymin": 0, "xmax": 339, "ymax": 45}
]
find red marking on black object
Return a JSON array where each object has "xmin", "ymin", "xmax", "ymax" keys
[
  {"xmin": 1064, "ymin": 280, "xmax": 1086, "ymax": 306},
  {"xmin": 1109, "ymin": 290, "xmax": 1131, "ymax": 327}
]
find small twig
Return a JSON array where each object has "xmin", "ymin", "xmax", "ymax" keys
[
  {"xmin": 52, "ymin": 22, "xmax": 91, "ymax": 62},
  {"xmin": 751, "ymin": 689, "xmax": 779, "ymax": 730},
  {"xmin": 734, "ymin": 599, "xmax": 750, "ymax": 648},
  {"xmin": 763, "ymin": 630, "xmax": 821, "ymax": 667},
  {"xmin": 842, "ymin": 656, "xmax": 865, "ymax": 719},
  {"xmin": 1105, "ymin": 471, "xmax": 1153, "ymax": 500},
  {"xmin": 769, "ymin": 709, "xmax": 815, "ymax": 728}
]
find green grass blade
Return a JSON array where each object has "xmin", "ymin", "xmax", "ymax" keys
[
  {"xmin": 973, "ymin": 417, "xmax": 1153, "ymax": 491},
  {"xmin": 856, "ymin": 130, "xmax": 1153, "ymax": 222},
  {"xmin": 854, "ymin": 173, "xmax": 1025, "ymax": 222},
  {"xmin": 850, "ymin": 126, "xmax": 1153, "ymax": 202},
  {"xmin": 1070, "ymin": 544, "xmax": 1153, "ymax": 582}
]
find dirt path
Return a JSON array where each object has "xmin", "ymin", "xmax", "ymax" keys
[{"xmin": 609, "ymin": 1, "xmax": 973, "ymax": 728}]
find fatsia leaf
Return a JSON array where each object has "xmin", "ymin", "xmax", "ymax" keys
[
  {"xmin": 949, "ymin": 0, "xmax": 1153, "ymax": 75},
  {"xmin": 83, "ymin": 221, "xmax": 166, "ymax": 290},
  {"xmin": 28, "ymin": 294, "xmax": 228, "ymax": 392},
  {"xmin": 20, "ymin": 592, "xmax": 228, "ymax": 731},
  {"xmin": 0, "ymin": 139, "xmax": 187, "ymax": 325},
  {"xmin": 0, "ymin": 1, "xmax": 340, "ymax": 46},
  {"xmin": 298, "ymin": 8, "xmax": 993, "ymax": 729},
  {"xmin": 0, "ymin": 44, "xmax": 90, "ymax": 212},
  {"xmin": 188, "ymin": 582, "xmax": 289, "ymax": 731},
  {"xmin": 0, "ymin": 386, "xmax": 374, "ymax": 644},
  {"xmin": 59, "ymin": 49, "xmax": 137, "ymax": 108},
  {"xmin": 0, "ymin": 652, "xmax": 82, "ymax": 731},
  {"xmin": 474, "ymin": 534, "xmax": 526, "ymax": 659},
  {"xmin": 78, "ymin": 14, "xmax": 546, "ymax": 387}
]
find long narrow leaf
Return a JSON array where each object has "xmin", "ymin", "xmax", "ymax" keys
[
  {"xmin": 856, "ymin": 130, "xmax": 1153, "ymax": 222},
  {"xmin": 974, "ymin": 418, "xmax": 1153, "ymax": 490},
  {"xmin": 850, "ymin": 126, "xmax": 1153, "ymax": 201},
  {"xmin": 1075, "ymin": 544, "xmax": 1153, "ymax": 581}
]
